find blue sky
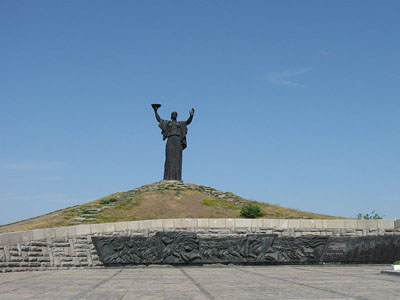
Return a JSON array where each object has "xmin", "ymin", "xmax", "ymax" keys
[{"xmin": 1, "ymin": 1, "xmax": 399, "ymax": 224}]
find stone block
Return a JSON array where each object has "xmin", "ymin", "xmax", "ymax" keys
[
  {"xmin": 251, "ymin": 219, "xmax": 263, "ymax": 228},
  {"xmin": 75, "ymin": 251, "xmax": 88, "ymax": 257},
  {"xmin": 226, "ymin": 218, "xmax": 235, "ymax": 228},
  {"xmin": 60, "ymin": 257, "xmax": 73, "ymax": 262},
  {"xmin": 8, "ymin": 232, "xmax": 23, "ymax": 245},
  {"xmin": 288, "ymin": 219, "xmax": 301, "ymax": 228},
  {"xmin": 235, "ymin": 219, "xmax": 251, "ymax": 228},
  {"xmin": 37, "ymin": 256, "xmax": 50, "ymax": 262},
  {"xmin": 55, "ymin": 227, "xmax": 68, "ymax": 239},
  {"xmin": 103, "ymin": 223, "xmax": 116, "ymax": 233},
  {"xmin": 90, "ymin": 224, "xmax": 104, "ymax": 234},
  {"xmin": 43, "ymin": 228, "xmax": 56, "ymax": 239},
  {"xmin": 300, "ymin": 219, "xmax": 316, "ymax": 229},
  {"xmin": 263, "ymin": 219, "xmax": 280, "ymax": 229},
  {"xmin": 67, "ymin": 226, "xmax": 77, "ymax": 237},
  {"xmin": 75, "ymin": 225, "xmax": 91, "ymax": 236},
  {"xmin": 378, "ymin": 219, "xmax": 395, "ymax": 229},
  {"xmin": 0, "ymin": 233, "xmax": 10, "ymax": 246},
  {"xmin": 197, "ymin": 219, "xmax": 209, "ymax": 228},
  {"xmin": 139, "ymin": 220, "xmax": 152, "ymax": 230},
  {"xmin": 127, "ymin": 221, "xmax": 139, "ymax": 231},
  {"xmin": 279, "ymin": 219, "xmax": 289, "ymax": 229},
  {"xmin": 183, "ymin": 219, "xmax": 198, "ymax": 228},
  {"xmin": 162, "ymin": 219, "xmax": 174, "ymax": 228},
  {"xmin": 327, "ymin": 220, "xmax": 345, "ymax": 229},
  {"xmin": 115, "ymin": 222, "xmax": 129, "ymax": 232},
  {"xmin": 32, "ymin": 229, "xmax": 45, "ymax": 241},
  {"xmin": 151, "ymin": 220, "xmax": 162, "ymax": 229},
  {"xmin": 209, "ymin": 219, "xmax": 225, "ymax": 228},
  {"xmin": 53, "ymin": 242, "xmax": 69, "ymax": 247},
  {"xmin": 21, "ymin": 230, "xmax": 34, "ymax": 243},
  {"xmin": 173, "ymin": 219, "xmax": 184, "ymax": 228},
  {"xmin": 10, "ymin": 256, "xmax": 23, "ymax": 262},
  {"xmin": 344, "ymin": 220, "xmax": 357, "ymax": 229},
  {"xmin": 315, "ymin": 220, "xmax": 328, "ymax": 229},
  {"xmin": 394, "ymin": 219, "xmax": 400, "ymax": 229},
  {"xmin": 357, "ymin": 220, "xmax": 378, "ymax": 229}
]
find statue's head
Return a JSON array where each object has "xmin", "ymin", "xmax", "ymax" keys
[{"xmin": 171, "ymin": 111, "xmax": 178, "ymax": 120}]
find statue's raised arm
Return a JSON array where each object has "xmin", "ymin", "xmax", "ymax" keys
[
  {"xmin": 186, "ymin": 108, "xmax": 195, "ymax": 125},
  {"xmin": 152, "ymin": 104, "xmax": 162, "ymax": 123}
]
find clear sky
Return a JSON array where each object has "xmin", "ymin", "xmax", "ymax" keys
[{"xmin": 1, "ymin": 0, "xmax": 399, "ymax": 224}]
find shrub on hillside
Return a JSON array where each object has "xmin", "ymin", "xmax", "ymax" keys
[
  {"xmin": 100, "ymin": 198, "xmax": 118, "ymax": 205},
  {"xmin": 240, "ymin": 204, "xmax": 264, "ymax": 218},
  {"xmin": 356, "ymin": 210, "xmax": 383, "ymax": 220}
]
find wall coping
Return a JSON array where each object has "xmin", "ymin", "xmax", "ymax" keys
[{"xmin": 0, "ymin": 218, "xmax": 399, "ymax": 246}]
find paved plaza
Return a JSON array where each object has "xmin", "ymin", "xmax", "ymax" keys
[{"xmin": 0, "ymin": 265, "xmax": 398, "ymax": 300}]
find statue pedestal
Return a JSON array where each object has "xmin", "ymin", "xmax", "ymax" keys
[{"xmin": 160, "ymin": 180, "xmax": 183, "ymax": 184}]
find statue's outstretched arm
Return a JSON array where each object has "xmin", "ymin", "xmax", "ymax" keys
[
  {"xmin": 153, "ymin": 107, "xmax": 161, "ymax": 122},
  {"xmin": 186, "ymin": 108, "xmax": 195, "ymax": 125}
]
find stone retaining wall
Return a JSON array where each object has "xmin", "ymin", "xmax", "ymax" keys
[{"xmin": 1, "ymin": 218, "xmax": 399, "ymax": 272}]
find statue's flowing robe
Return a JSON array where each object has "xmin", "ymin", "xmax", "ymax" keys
[{"xmin": 159, "ymin": 119, "xmax": 188, "ymax": 181}]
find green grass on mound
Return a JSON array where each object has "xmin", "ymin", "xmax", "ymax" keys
[{"xmin": 0, "ymin": 182, "xmax": 341, "ymax": 233}]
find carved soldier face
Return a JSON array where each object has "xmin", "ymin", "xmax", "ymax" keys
[{"xmin": 171, "ymin": 111, "xmax": 178, "ymax": 120}]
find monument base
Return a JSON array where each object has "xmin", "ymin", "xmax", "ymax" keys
[{"xmin": 160, "ymin": 180, "xmax": 183, "ymax": 183}]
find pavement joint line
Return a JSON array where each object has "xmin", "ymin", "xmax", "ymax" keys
[
  {"xmin": 25, "ymin": 270, "xmax": 126, "ymax": 300},
  {"xmin": 292, "ymin": 266, "xmax": 400, "ymax": 284},
  {"xmin": 120, "ymin": 284, "xmax": 135, "ymax": 300},
  {"xmin": 161, "ymin": 270, "xmax": 167, "ymax": 300},
  {"xmin": 179, "ymin": 268, "xmax": 215, "ymax": 299},
  {"xmin": 0, "ymin": 271, "xmax": 55, "ymax": 286},
  {"xmin": 235, "ymin": 267, "xmax": 369, "ymax": 300},
  {"xmin": 0, "ymin": 271, "xmax": 58, "ymax": 295},
  {"xmin": 71, "ymin": 269, "xmax": 123, "ymax": 300}
]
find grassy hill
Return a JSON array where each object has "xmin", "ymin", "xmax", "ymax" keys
[{"xmin": 0, "ymin": 181, "xmax": 340, "ymax": 233}]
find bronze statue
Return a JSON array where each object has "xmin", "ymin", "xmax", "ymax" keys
[{"xmin": 152, "ymin": 104, "xmax": 195, "ymax": 181}]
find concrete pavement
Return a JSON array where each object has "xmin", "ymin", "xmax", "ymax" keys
[{"xmin": 0, "ymin": 265, "xmax": 398, "ymax": 300}]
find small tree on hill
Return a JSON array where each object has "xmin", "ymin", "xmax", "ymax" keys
[
  {"xmin": 240, "ymin": 204, "xmax": 264, "ymax": 218},
  {"xmin": 356, "ymin": 210, "xmax": 383, "ymax": 220}
]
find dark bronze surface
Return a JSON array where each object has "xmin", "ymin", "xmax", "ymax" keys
[
  {"xmin": 151, "ymin": 103, "xmax": 162, "ymax": 109},
  {"xmin": 152, "ymin": 104, "xmax": 195, "ymax": 181},
  {"xmin": 321, "ymin": 235, "xmax": 400, "ymax": 263},
  {"xmin": 91, "ymin": 232, "xmax": 400, "ymax": 265}
]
